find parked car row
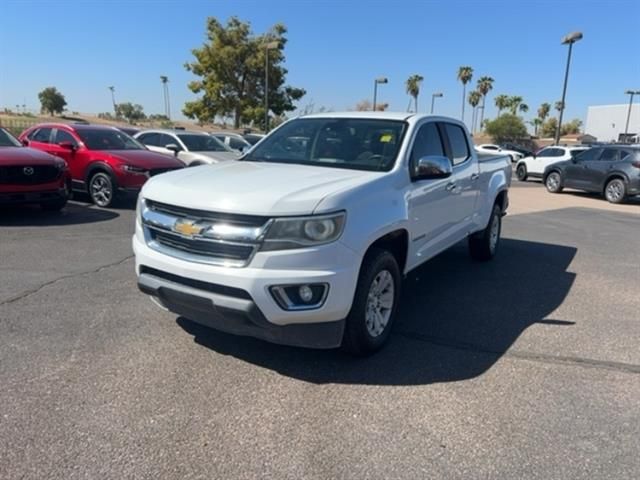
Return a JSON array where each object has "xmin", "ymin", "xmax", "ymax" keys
[{"xmin": 513, "ymin": 144, "xmax": 640, "ymax": 203}]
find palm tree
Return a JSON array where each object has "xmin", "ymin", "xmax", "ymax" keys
[
  {"xmin": 554, "ymin": 101, "xmax": 564, "ymax": 113},
  {"xmin": 537, "ymin": 102, "xmax": 551, "ymax": 121},
  {"xmin": 476, "ymin": 76, "xmax": 494, "ymax": 131},
  {"xmin": 494, "ymin": 94, "xmax": 509, "ymax": 116},
  {"xmin": 519, "ymin": 103, "xmax": 529, "ymax": 115},
  {"xmin": 405, "ymin": 74, "xmax": 424, "ymax": 113},
  {"xmin": 507, "ymin": 95, "xmax": 523, "ymax": 115},
  {"xmin": 457, "ymin": 66, "xmax": 473, "ymax": 123},
  {"xmin": 530, "ymin": 118, "xmax": 543, "ymax": 136},
  {"xmin": 468, "ymin": 90, "xmax": 482, "ymax": 134}
]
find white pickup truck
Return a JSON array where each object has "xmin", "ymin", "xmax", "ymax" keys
[{"xmin": 133, "ymin": 112, "xmax": 511, "ymax": 355}]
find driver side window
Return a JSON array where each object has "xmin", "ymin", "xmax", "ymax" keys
[{"xmin": 410, "ymin": 123, "xmax": 445, "ymax": 175}]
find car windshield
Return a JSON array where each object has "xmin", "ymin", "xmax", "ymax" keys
[
  {"xmin": 0, "ymin": 128, "xmax": 21, "ymax": 147},
  {"xmin": 178, "ymin": 134, "xmax": 229, "ymax": 152},
  {"xmin": 77, "ymin": 128, "xmax": 144, "ymax": 150},
  {"xmin": 243, "ymin": 118, "xmax": 407, "ymax": 171}
]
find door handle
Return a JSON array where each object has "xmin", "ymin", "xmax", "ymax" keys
[
  {"xmin": 445, "ymin": 182, "xmax": 457, "ymax": 191},
  {"xmin": 470, "ymin": 173, "xmax": 480, "ymax": 180}
]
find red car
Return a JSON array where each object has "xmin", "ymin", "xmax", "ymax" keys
[
  {"xmin": 0, "ymin": 127, "xmax": 70, "ymax": 211},
  {"xmin": 19, "ymin": 123, "xmax": 184, "ymax": 207}
]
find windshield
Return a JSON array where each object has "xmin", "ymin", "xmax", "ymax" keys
[
  {"xmin": 0, "ymin": 128, "xmax": 21, "ymax": 147},
  {"xmin": 243, "ymin": 118, "xmax": 407, "ymax": 171},
  {"xmin": 77, "ymin": 128, "xmax": 144, "ymax": 150},
  {"xmin": 178, "ymin": 134, "xmax": 229, "ymax": 152}
]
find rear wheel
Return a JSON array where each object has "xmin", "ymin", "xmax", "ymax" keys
[
  {"xmin": 342, "ymin": 248, "xmax": 401, "ymax": 356},
  {"xmin": 545, "ymin": 171, "xmax": 563, "ymax": 193},
  {"xmin": 89, "ymin": 172, "xmax": 116, "ymax": 207},
  {"xmin": 604, "ymin": 178, "xmax": 626, "ymax": 204},
  {"xmin": 516, "ymin": 164, "xmax": 528, "ymax": 181},
  {"xmin": 469, "ymin": 204, "xmax": 502, "ymax": 261}
]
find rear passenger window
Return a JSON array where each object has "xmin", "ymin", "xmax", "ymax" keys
[
  {"xmin": 600, "ymin": 149, "xmax": 619, "ymax": 161},
  {"xmin": 444, "ymin": 123, "xmax": 470, "ymax": 165},
  {"xmin": 30, "ymin": 128, "xmax": 52, "ymax": 143}
]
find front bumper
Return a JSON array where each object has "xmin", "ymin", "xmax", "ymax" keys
[
  {"xmin": 133, "ymin": 229, "xmax": 360, "ymax": 348},
  {"xmin": 0, "ymin": 187, "xmax": 68, "ymax": 205}
]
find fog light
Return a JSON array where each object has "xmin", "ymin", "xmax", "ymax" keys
[
  {"xmin": 270, "ymin": 283, "xmax": 329, "ymax": 311},
  {"xmin": 299, "ymin": 285, "xmax": 313, "ymax": 303}
]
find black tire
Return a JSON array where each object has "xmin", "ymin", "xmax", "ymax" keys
[
  {"xmin": 516, "ymin": 164, "xmax": 528, "ymax": 181},
  {"xmin": 40, "ymin": 197, "xmax": 67, "ymax": 212},
  {"xmin": 604, "ymin": 178, "xmax": 626, "ymax": 204},
  {"xmin": 88, "ymin": 171, "xmax": 116, "ymax": 207},
  {"xmin": 342, "ymin": 248, "xmax": 402, "ymax": 356},
  {"xmin": 545, "ymin": 171, "xmax": 563, "ymax": 193},
  {"xmin": 469, "ymin": 204, "xmax": 502, "ymax": 262}
]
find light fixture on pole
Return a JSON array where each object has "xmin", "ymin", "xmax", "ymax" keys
[
  {"xmin": 555, "ymin": 31, "xmax": 583, "ymax": 144},
  {"xmin": 431, "ymin": 92, "xmax": 443, "ymax": 114},
  {"xmin": 160, "ymin": 76, "xmax": 170, "ymax": 120},
  {"xmin": 623, "ymin": 89, "xmax": 640, "ymax": 142},
  {"xmin": 264, "ymin": 41, "xmax": 279, "ymax": 133},
  {"xmin": 372, "ymin": 77, "xmax": 388, "ymax": 111},
  {"xmin": 108, "ymin": 86, "xmax": 116, "ymax": 117}
]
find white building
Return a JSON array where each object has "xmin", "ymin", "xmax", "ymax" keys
[{"xmin": 585, "ymin": 103, "xmax": 640, "ymax": 143}]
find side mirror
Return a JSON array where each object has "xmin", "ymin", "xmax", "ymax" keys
[
  {"xmin": 59, "ymin": 141, "xmax": 76, "ymax": 151},
  {"xmin": 22, "ymin": 139, "xmax": 29, "ymax": 147},
  {"xmin": 414, "ymin": 155, "xmax": 452, "ymax": 180},
  {"xmin": 165, "ymin": 143, "xmax": 181, "ymax": 155}
]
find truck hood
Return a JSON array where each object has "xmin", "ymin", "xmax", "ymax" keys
[
  {"xmin": 141, "ymin": 161, "xmax": 380, "ymax": 215},
  {"xmin": 101, "ymin": 150, "xmax": 183, "ymax": 169},
  {"xmin": 192, "ymin": 151, "xmax": 240, "ymax": 162}
]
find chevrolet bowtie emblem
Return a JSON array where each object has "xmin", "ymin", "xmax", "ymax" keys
[{"xmin": 173, "ymin": 219, "xmax": 203, "ymax": 237}]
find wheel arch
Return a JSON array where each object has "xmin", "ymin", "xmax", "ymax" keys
[
  {"xmin": 603, "ymin": 173, "xmax": 628, "ymax": 193},
  {"xmin": 363, "ymin": 229, "xmax": 409, "ymax": 276},
  {"xmin": 85, "ymin": 161, "xmax": 118, "ymax": 189}
]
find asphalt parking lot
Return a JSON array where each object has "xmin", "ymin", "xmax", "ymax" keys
[{"xmin": 1, "ymin": 183, "xmax": 639, "ymax": 479}]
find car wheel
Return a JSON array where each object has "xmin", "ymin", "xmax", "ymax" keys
[
  {"xmin": 89, "ymin": 172, "xmax": 116, "ymax": 207},
  {"xmin": 516, "ymin": 164, "xmax": 528, "ymax": 181},
  {"xmin": 604, "ymin": 178, "xmax": 626, "ymax": 204},
  {"xmin": 342, "ymin": 248, "xmax": 401, "ymax": 356},
  {"xmin": 545, "ymin": 171, "xmax": 563, "ymax": 193},
  {"xmin": 469, "ymin": 204, "xmax": 502, "ymax": 261},
  {"xmin": 40, "ymin": 197, "xmax": 67, "ymax": 212}
]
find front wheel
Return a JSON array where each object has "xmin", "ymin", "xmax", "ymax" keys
[
  {"xmin": 604, "ymin": 178, "xmax": 626, "ymax": 204},
  {"xmin": 89, "ymin": 172, "xmax": 116, "ymax": 207},
  {"xmin": 516, "ymin": 164, "xmax": 528, "ymax": 181},
  {"xmin": 342, "ymin": 248, "xmax": 401, "ymax": 356},
  {"xmin": 469, "ymin": 204, "xmax": 502, "ymax": 261},
  {"xmin": 545, "ymin": 171, "xmax": 563, "ymax": 193}
]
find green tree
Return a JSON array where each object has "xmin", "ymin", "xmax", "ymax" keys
[
  {"xmin": 562, "ymin": 118, "xmax": 582, "ymax": 135},
  {"xmin": 485, "ymin": 114, "xmax": 528, "ymax": 143},
  {"xmin": 476, "ymin": 76, "xmax": 494, "ymax": 130},
  {"xmin": 38, "ymin": 87, "xmax": 67, "ymax": 116},
  {"xmin": 468, "ymin": 90, "xmax": 482, "ymax": 134},
  {"xmin": 405, "ymin": 74, "xmax": 424, "ymax": 113},
  {"xmin": 457, "ymin": 66, "xmax": 474, "ymax": 123},
  {"xmin": 537, "ymin": 102, "xmax": 551, "ymax": 121},
  {"xmin": 115, "ymin": 103, "xmax": 146, "ymax": 123},
  {"xmin": 530, "ymin": 118, "xmax": 543, "ymax": 136},
  {"xmin": 184, "ymin": 17, "xmax": 305, "ymax": 130},
  {"xmin": 541, "ymin": 117, "xmax": 558, "ymax": 137},
  {"xmin": 494, "ymin": 94, "xmax": 510, "ymax": 116},
  {"xmin": 355, "ymin": 100, "xmax": 387, "ymax": 111}
]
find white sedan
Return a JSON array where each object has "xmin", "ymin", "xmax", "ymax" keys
[
  {"xmin": 475, "ymin": 144, "xmax": 524, "ymax": 162},
  {"xmin": 515, "ymin": 145, "xmax": 589, "ymax": 182}
]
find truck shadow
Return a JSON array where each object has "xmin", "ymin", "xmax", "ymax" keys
[
  {"xmin": 0, "ymin": 201, "xmax": 119, "ymax": 226},
  {"xmin": 177, "ymin": 238, "xmax": 577, "ymax": 386}
]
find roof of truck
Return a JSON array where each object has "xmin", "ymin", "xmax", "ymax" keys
[{"xmin": 300, "ymin": 111, "xmax": 416, "ymax": 121}]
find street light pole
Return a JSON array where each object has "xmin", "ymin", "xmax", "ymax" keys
[
  {"xmin": 555, "ymin": 31, "xmax": 583, "ymax": 145},
  {"xmin": 624, "ymin": 90, "xmax": 640, "ymax": 142},
  {"xmin": 108, "ymin": 86, "xmax": 116, "ymax": 117},
  {"xmin": 431, "ymin": 92, "xmax": 443, "ymax": 114},
  {"xmin": 264, "ymin": 41, "xmax": 279, "ymax": 133},
  {"xmin": 160, "ymin": 76, "xmax": 170, "ymax": 120},
  {"xmin": 372, "ymin": 77, "xmax": 388, "ymax": 111}
]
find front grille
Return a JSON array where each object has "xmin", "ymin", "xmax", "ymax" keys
[
  {"xmin": 139, "ymin": 266, "xmax": 252, "ymax": 300},
  {"xmin": 146, "ymin": 199, "xmax": 268, "ymax": 226},
  {"xmin": 149, "ymin": 168, "xmax": 180, "ymax": 177},
  {"xmin": 0, "ymin": 165, "xmax": 61, "ymax": 185},
  {"xmin": 150, "ymin": 229, "xmax": 255, "ymax": 261}
]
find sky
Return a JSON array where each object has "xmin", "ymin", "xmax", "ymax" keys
[{"xmin": 1, "ymin": 0, "xmax": 639, "ymax": 128}]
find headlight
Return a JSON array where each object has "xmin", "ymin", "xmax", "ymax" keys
[
  {"xmin": 261, "ymin": 212, "xmax": 346, "ymax": 251},
  {"xmin": 54, "ymin": 158, "xmax": 67, "ymax": 170},
  {"xmin": 122, "ymin": 164, "xmax": 149, "ymax": 175},
  {"xmin": 136, "ymin": 196, "xmax": 144, "ymax": 226}
]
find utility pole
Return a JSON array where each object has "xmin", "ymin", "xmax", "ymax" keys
[
  {"xmin": 160, "ymin": 76, "xmax": 170, "ymax": 120},
  {"xmin": 555, "ymin": 31, "xmax": 583, "ymax": 144},
  {"xmin": 108, "ymin": 86, "xmax": 116, "ymax": 117},
  {"xmin": 623, "ymin": 90, "xmax": 640, "ymax": 142}
]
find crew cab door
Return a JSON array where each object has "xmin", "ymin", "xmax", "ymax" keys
[{"xmin": 406, "ymin": 121, "xmax": 474, "ymax": 270}]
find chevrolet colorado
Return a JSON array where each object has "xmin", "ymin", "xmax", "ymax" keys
[{"xmin": 133, "ymin": 113, "xmax": 511, "ymax": 355}]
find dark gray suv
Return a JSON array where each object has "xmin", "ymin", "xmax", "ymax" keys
[{"xmin": 543, "ymin": 145, "xmax": 640, "ymax": 203}]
